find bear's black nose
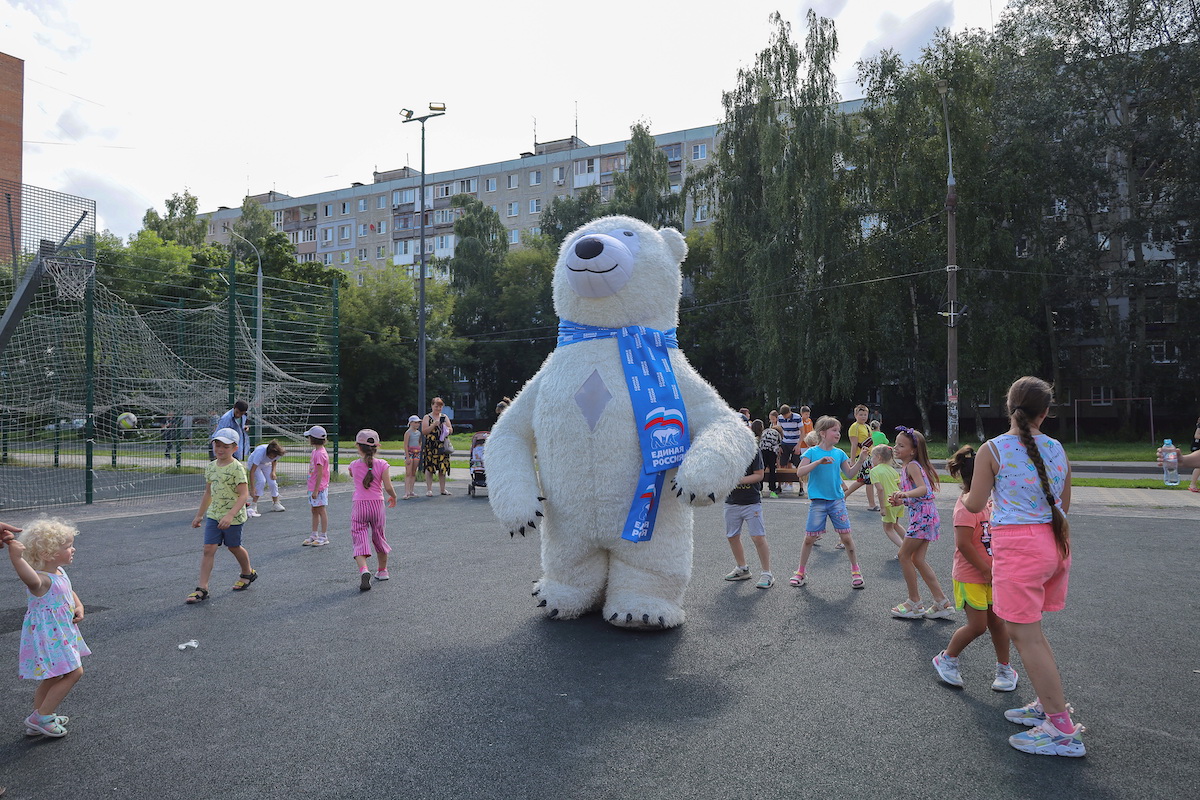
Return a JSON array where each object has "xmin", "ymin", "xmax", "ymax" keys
[{"xmin": 574, "ymin": 237, "xmax": 604, "ymax": 260}]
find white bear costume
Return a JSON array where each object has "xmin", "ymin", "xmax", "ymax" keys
[{"xmin": 485, "ymin": 216, "xmax": 755, "ymax": 629}]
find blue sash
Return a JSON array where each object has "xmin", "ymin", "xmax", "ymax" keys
[{"xmin": 558, "ymin": 320, "xmax": 690, "ymax": 542}]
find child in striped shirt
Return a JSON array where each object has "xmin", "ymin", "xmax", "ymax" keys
[{"xmin": 348, "ymin": 429, "xmax": 397, "ymax": 591}]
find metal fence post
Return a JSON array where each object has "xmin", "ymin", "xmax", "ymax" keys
[{"xmin": 331, "ymin": 276, "xmax": 340, "ymax": 475}]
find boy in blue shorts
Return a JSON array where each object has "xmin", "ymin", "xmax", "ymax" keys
[{"xmin": 186, "ymin": 428, "xmax": 257, "ymax": 604}]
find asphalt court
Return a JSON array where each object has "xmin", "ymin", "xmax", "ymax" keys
[{"xmin": 0, "ymin": 482, "xmax": 1196, "ymax": 799}]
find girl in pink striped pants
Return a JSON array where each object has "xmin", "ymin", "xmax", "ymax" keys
[{"xmin": 349, "ymin": 429, "xmax": 397, "ymax": 591}]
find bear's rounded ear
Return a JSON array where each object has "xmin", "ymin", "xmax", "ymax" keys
[{"xmin": 660, "ymin": 226, "xmax": 687, "ymax": 263}]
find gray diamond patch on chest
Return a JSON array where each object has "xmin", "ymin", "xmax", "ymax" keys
[{"xmin": 575, "ymin": 369, "xmax": 613, "ymax": 432}]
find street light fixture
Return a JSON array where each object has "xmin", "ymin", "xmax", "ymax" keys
[
  {"xmin": 401, "ymin": 103, "xmax": 447, "ymax": 416},
  {"xmin": 225, "ymin": 225, "xmax": 264, "ymax": 447},
  {"xmin": 936, "ymin": 79, "xmax": 959, "ymax": 455}
]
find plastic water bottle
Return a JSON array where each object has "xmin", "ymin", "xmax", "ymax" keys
[{"xmin": 1163, "ymin": 439, "xmax": 1180, "ymax": 486}]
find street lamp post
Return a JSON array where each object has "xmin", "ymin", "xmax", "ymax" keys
[
  {"xmin": 936, "ymin": 79, "xmax": 959, "ymax": 455},
  {"xmin": 226, "ymin": 226, "xmax": 264, "ymax": 447},
  {"xmin": 401, "ymin": 103, "xmax": 446, "ymax": 417}
]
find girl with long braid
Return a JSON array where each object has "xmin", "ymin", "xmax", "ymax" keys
[{"xmin": 965, "ymin": 377, "xmax": 1084, "ymax": 757}]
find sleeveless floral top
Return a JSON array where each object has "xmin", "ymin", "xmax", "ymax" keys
[{"xmin": 985, "ymin": 433, "xmax": 1068, "ymax": 526}]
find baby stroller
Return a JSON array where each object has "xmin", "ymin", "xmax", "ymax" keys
[{"xmin": 467, "ymin": 431, "xmax": 489, "ymax": 497}]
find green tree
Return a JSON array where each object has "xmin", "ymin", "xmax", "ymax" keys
[
  {"xmin": 609, "ymin": 121, "xmax": 684, "ymax": 229},
  {"xmin": 142, "ymin": 190, "xmax": 208, "ymax": 249}
]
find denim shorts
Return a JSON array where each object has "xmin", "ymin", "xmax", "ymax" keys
[
  {"xmin": 806, "ymin": 497, "xmax": 851, "ymax": 534},
  {"xmin": 204, "ymin": 517, "xmax": 244, "ymax": 547}
]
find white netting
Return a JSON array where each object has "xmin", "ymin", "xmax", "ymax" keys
[{"xmin": 0, "ymin": 265, "xmax": 337, "ymax": 512}]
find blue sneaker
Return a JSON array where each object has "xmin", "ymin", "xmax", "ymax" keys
[{"xmin": 1008, "ymin": 718, "xmax": 1086, "ymax": 757}]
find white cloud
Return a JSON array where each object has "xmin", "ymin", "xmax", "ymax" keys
[{"xmin": 858, "ymin": 0, "xmax": 956, "ymax": 65}]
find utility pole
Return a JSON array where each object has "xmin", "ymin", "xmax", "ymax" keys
[{"xmin": 937, "ymin": 79, "xmax": 959, "ymax": 455}]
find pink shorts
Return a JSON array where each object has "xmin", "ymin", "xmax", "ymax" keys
[{"xmin": 990, "ymin": 523, "xmax": 1070, "ymax": 624}]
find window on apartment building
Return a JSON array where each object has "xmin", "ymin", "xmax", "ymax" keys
[
  {"xmin": 339, "ymin": 225, "xmax": 351, "ymax": 240},
  {"xmin": 397, "ymin": 215, "xmax": 411, "ymax": 230},
  {"xmin": 508, "ymin": 174, "xmax": 519, "ymax": 189},
  {"xmin": 377, "ymin": 219, "xmax": 387, "ymax": 234},
  {"xmin": 304, "ymin": 228, "xmax": 316, "ymax": 242},
  {"xmin": 437, "ymin": 235, "xmax": 451, "ymax": 250},
  {"xmin": 425, "ymin": 240, "xmax": 435, "ymax": 254},
  {"xmin": 322, "ymin": 228, "xmax": 334, "ymax": 243},
  {"xmin": 529, "ymin": 198, "xmax": 542, "ymax": 214},
  {"xmin": 670, "ymin": 184, "xmax": 681, "ymax": 194},
  {"xmin": 694, "ymin": 204, "xmax": 709, "ymax": 223},
  {"xmin": 507, "ymin": 202, "xmax": 519, "ymax": 217},
  {"xmin": 208, "ymin": 222, "xmax": 215, "ymax": 235},
  {"xmin": 576, "ymin": 158, "xmax": 597, "ymax": 174},
  {"xmin": 600, "ymin": 185, "xmax": 613, "ymax": 202},
  {"xmin": 1090, "ymin": 385, "xmax": 1113, "ymax": 406},
  {"xmin": 488, "ymin": 205, "xmax": 498, "ymax": 214},
  {"xmin": 341, "ymin": 252, "xmax": 350, "ymax": 264},
  {"xmin": 341, "ymin": 202, "xmax": 349, "ymax": 214},
  {"xmin": 394, "ymin": 240, "xmax": 410, "ymax": 256},
  {"xmin": 358, "ymin": 224, "xmax": 369, "ymax": 237},
  {"xmin": 433, "ymin": 208, "xmax": 455, "ymax": 224},
  {"xmin": 530, "ymin": 170, "xmax": 542, "ymax": 186},
  {"xmin": 377, "ymin": 245, "xmax": 386, "ymax": 259},
  {"xmin": 1148, "ymin": 341, "xmax": 1179, "ymax": 364},
  {"xmin": 377, "ymin": 196, "xmax": 387, "ymax": 209},
  {"xmin": 529, "ymin": 227, "xmax": 541, "ymax": 237},
  {"xmin": 324, "ymin": 204, "xmax": 333, "ymax": 217},
  {"xmin": 298, "ymin": 252, "xmax": 315, "ymax": 263},
  {"xmin": 357, "ymin": 248, "xmax": 367, "ymax": 261},
  {"xmin": 485, "ymin": 178, "xmax": 497, "ymax": 192},
  {"xmin": 436, "ymin": 184, "xmax": 452, "ymax": 198},
  {"xmin": 509, "ymin": 228, "xmax": 520, "ymax": 245},
  {"xmin": 273, "ymin": 211, "xmax": 284, "ymax": 229},
  {"xmin": 358, "ymin": 199, "xmax": 368, "ymax": 212},
  {"xmin": 552, "ymin": 166, "xmax": 565, "ymax": 183},
  {"xmin": 457, "ymin": 179, "xmax": 477, "ymax": 193},
  {"xmin": 662, "ymin": 144, "xmax": 682, "ymax": 161},
  {"xmin": 323, "ymin": 253, "xmax": 333, "ymax": 265},
  {"xmin": 692, "ymin": 144, "xmax": 707, "ymax": 160},
  {"xmin": 1096, "ymin": 232, "xmax": 1111, "ymax": 251},
  {"xmin": 288, "ymin": 231, "xmax": 298, "ymax": 244},
  {"xmin": 356, "ymin": 272, "xmax": 365, "ymax": 287}
]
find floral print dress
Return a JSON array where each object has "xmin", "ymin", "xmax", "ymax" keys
[
  {"xmin": 899, "ymin": 461, "xmax": 941, "ymax": 541},
  {"xmin": 19, "ymin": 570, "xmax": 90, "ymax": 679}
]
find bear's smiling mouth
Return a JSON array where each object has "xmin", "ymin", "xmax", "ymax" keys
[{"xmin": 567, "ymin": 263, "xmax": 620, "ymax": 274}]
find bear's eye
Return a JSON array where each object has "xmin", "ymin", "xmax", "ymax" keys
[{"xmin": 613, "ymin": 229, "xmax": 641, "ymax": 257}]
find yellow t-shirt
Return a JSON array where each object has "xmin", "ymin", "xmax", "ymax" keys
[
  {"xmin": 848, "ymin": 421, "xmax": 872, "ymax": 454},
  {"xmin": 205, "ymin": 459, "xmax": 249, "ymax": 523}
]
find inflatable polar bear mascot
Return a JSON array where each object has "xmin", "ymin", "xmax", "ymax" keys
[{"xmin": 485, "ymin": 215, "xmax": 756, "ymax": 630}]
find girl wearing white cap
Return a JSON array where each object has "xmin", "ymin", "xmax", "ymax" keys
[
  {"xmin": 301, "ymin": 425, "xmax": 330, "ymax": 546},
  {"xmin": 348, "ymin": 429, "xmax": 397, "ymax": 590},
  {"xmin": 403, "ymin": 415, "xmax": 423, "ymax": 499}
]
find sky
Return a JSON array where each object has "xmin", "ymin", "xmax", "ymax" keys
[{"xmin": 1, "ymin": 0, "xmax": 1000, "ymax": 238}]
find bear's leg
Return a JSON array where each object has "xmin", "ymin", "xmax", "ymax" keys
[
  {"xmin": 602, "ymin": 528, "xmax": 691, "ymax": 629},
  {"xmin": 534, "ymin": 526, "xmax": 608, "ymax": 620}
]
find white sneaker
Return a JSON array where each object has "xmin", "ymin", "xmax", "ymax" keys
[
  {"xmin": 247, "ymin": 505, "xmax": 260, "ymax": 518},
  {"xmin": 932, "ymin": 651, "xmax": 964, "ymax": 687},
  {"xmin": 724, "ymin": 566, "xmax": 752, "ymax": 581},
  {"xmin": 311, "ymin": 536, "xmax": 329, "ymax": 547},
  {"xmin": 992, "ymin": 663, "xmax": 1020, "ymax": 692},
  {"xmin": 1008, "ymin": 718, "xmax": 1086, "ymax": 757},
  {"xmin": 271, "ymin": 500, "xmax": 286, "ymax": 512}
]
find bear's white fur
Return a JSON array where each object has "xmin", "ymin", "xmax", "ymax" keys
[{"xmin": 485, "ymin": 216, "xmax": 755, "ymax": 629}]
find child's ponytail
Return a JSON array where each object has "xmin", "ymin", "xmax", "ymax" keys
[
  {"xmin": 360, "ymin": 444, "xmax": 377, "ymax": 490},
  {"xmin": 946, "ymin": 444, "xmax": 976, "ymax": 493}
]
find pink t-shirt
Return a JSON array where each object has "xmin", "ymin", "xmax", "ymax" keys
[
  {"xmin": 348, "ymin": 458, "xmax": 389, "ymax": 501},
  {"xmin": 952, "ymin": 494, "xmax": 992, "ymax": 585},
  {"xmin": 308, "ymin": 446, "xmax": 330, "ymax": 491}
]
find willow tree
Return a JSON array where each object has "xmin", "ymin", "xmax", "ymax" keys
[{"xmin": 696, "ymin": 10, "xmax": 859, "ymax": 407}]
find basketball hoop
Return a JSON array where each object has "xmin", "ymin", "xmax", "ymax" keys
[{"xmin": 42, "ymin": 258, "xmax": 95, "ymax": 301}]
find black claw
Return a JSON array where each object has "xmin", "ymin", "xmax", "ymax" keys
[
  {"xmin": 537, "ymin": 496, "xmax": 546, "ymax": 502},
  {"xmin": 643, "ymin": 614, "xmax": 650, "ymax": 624},
  {"xmin": 658, "ymin": 616, "xmax": 665, "ymax": 627},
  {"xmin": 707, "ymin": 493, "xmax": 716, "ymax": 502},
  {"xmin": 527, "ymin": 520, "xmax": 536, "ymax": 528},
  {"xmin": 675, "ymin": 488, "xmax": 682, "ymax": 497},
  {"xmin": 537, "ymin": 599, "xmax": 547, "ymax": 607},
  {"xmin": 535, "ymin": 510, "xmax": 543, "ymax": 517},
  {"xmin": 519, "ymin": 526, "xmax": 525, "ymax": 535},
  {"xmin": 626, "ymin": 613, "xmax": 633, "ymax": 623},
  {"xmin": 610, "ymin": 613, "xmax": 618, "ymax": 621},
  {"xmin": 532, "ymin": 588, "xmax": 540, "ymax": 596},
  {"xmin": 548, "ymin": 608, "xmax": 559, "ymax": 618},
  {"xmin": 689, "ymin": 493, "xmax": 696, "ymax": 502},
  {"xmin": 509, "ymin": 530, "xmax": 515, "ymax": 538}
]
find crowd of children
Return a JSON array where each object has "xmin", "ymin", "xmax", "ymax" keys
[{"xmin": 732, "ymin": 378, "xmax": 1085, "ymax": 757}]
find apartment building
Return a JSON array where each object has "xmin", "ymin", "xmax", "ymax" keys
[{"xmin": 202, "ymin": 126, "xmax": 718, "ymax": 286}]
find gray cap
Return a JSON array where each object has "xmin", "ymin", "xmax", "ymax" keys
[
  {"xmin": 302, "ymin": 425, "xmax": 327, "ymax": 439},
  {"xmin": 211, "ymin": 427, "xmax": 241, "ymax": 445}
]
